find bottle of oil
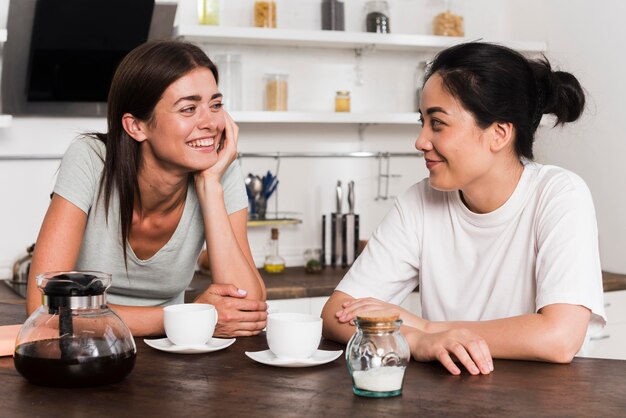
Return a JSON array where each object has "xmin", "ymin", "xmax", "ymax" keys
[{"xmin": 264, "ymin": 228, "xmax": 286, "ymax": 273}]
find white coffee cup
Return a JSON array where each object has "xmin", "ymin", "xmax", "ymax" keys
[
  {"xmin": 163, "ymin": 303, "xmax": 218, "ymax": 347},
  {"xmin": 266, "ymin": 312, "xmax": 322, "ymax": 360}
]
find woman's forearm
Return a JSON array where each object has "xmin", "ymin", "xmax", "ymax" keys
[
  {"xmin": 109, "ymin": 304, "xmax": 165, "ymax": 337},
  {"xmin": 196, "ymin": 179, "xmax": 264, "ymax": 300},
  {"xmin": 424, "ymin": 304, "xmax": 591, "ymax": 363}
]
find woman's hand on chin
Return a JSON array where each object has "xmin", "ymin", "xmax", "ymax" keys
[{"xmin": 195, "ymin": 111, "xmax": 239, "ymax": 184}]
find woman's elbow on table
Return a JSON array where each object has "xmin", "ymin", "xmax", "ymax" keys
[{"xmin": 534, "ymin": 304, "xmax": 591, "ymax": 364}]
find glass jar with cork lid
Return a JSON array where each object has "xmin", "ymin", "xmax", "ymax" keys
[{"xmin": 346, "ymin": 309, "xmax": 410, "ymax": 397}]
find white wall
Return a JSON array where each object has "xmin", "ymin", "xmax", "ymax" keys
[
  {"xmin": 2, "ymin": 0, "xmax": 623, "ymax": 276},
  {"xmin": 504, "ymin": 0, "xmax": 626, "ymax": 273}
]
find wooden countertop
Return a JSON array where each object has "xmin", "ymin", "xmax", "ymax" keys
[
  {"xmin": 188, "ymin": 266, "xmax": 353, "ymax": 301},
  {"xmin": 601, "ymin": 271, "xmax": 626, "ymax": 292},
  {"xmin": 1, "ymin": 301, "xmax": 625, "ymax": 417},
  {"xmin": 188, "ymin": 268, "xmax": 626, "ymax": 301}
]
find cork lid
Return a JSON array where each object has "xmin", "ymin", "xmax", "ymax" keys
[{"xmin": 356, "ymin": 309, "xmax": 400, "ymax": 323}]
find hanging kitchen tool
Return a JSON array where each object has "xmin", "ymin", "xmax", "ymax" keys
[
  {"xmin": 331, "ymin": 181, "xmax": 343, "ymax": 267},
  {"xmin": 342, "ymin": 181, "xmax": 359, "ymax": 267}
]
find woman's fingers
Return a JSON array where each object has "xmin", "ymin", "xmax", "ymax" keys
[
  {"xmin": 449, "ymin": 342, "xmax": 480, "ymax": 375},
  {"xmin": 412, "ymin": 328, "xmax": 493, "ymax": 376},
  {"xmin": 222, "ymin": 111, "xmax": 239, "ymax": 151},
  {"xmin": 435, "ymin": 349, "xmax": 461, "ymax": 375}
]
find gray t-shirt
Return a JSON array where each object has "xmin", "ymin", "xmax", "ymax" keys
[{"xmin": 53, "ymin": 136, "xmax": 248, "ymax": 306}]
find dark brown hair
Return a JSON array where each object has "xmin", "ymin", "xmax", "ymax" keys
[
  {"xmin": 90, "ymin": 40, "xmax": 218, "ymax": 265},
  {"xmin": 425, "ymin": 42, "xmax": 585, "ymax": 160}
]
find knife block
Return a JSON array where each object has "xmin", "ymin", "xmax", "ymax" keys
[{"xmin": 342, "ymin": 213, "xmax": 359, "ymax": 268}]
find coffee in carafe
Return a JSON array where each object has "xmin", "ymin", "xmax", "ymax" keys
[{"xmin": 14, "ymin": 271, "xmax": 136, "ymax": 387}]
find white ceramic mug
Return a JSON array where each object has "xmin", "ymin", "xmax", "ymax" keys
[
  {"xmin": 266, "ymin": 312, "xmax": 322, "ymax": 360},
  {"xmin": 163, "ymin": 303, "xmax": 218, "ymax": 347}
]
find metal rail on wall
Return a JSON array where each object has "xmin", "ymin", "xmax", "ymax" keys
[{"xmin": 0, "ymin": 151, "xmax": 423, "ymax": 201}]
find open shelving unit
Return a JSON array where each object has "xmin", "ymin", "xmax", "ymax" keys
[
  {"xmin": 175, "ymin": 25, "xmax": 547, "ymax": 54},
  {"xmin": 229, "ymin": 111, "xmax": 419, "ymax": 125},
  {"xmin": 175, "ymin": 26, "xmax": 547, "ymax": 126}
]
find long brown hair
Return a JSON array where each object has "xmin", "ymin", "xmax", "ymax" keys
[{"xmin": 90, "ymin": 40, "xmax": 218, "ymax": 265}]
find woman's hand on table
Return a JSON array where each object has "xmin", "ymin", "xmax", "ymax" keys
[
  {"xmin": 194, "ymin": 283, "xmax": 267, "ymax": 337},
  {"xmin": 405, "ymin": 327, "xmax": 494, "ymax": 376},
  {"xmin": 335, "ymin": 297, "xmax": 429, "ymax": 330}
]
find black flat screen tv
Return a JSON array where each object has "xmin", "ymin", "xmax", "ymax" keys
[
  {"xmin": 27, "ymin": 0, "xmax": 154, "ymax": 102},
  {"xmin": 1, "ymin": 0, "xmax": 177, "ymax": 116}
]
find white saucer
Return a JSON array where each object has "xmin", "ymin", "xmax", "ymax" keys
[
  {"xmin": 144, "ymin": 337, "xmax": 236, "ymax": 354},
  {"xmin": 245, "ymin": 349, "xmax": 343, "ymax": 368}
]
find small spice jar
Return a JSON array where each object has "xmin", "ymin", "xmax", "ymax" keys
[
  {"xmin": 264, "ymin": 73, "xmax": 288, "ymax": 111},
  {"xmin": 254, "ymin": 0, "xmax": 277, "ymax": 28},
  {"xmin": 364, "ymin": 0, "xmax": 390, "ymax": 34},
  {"xmin": 335, "ymin": 90, "xmax": 351, "ymax": 112},
  {"xmin": 346, "ymin": 309, "xmax": 410, "ymax": 397}
]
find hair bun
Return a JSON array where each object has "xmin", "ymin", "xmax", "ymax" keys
[{"xmin": 531, "ymin": 58, "xmax": 585, "ymax": 126}]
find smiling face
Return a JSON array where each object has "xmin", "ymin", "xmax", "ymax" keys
[
  {"xmin": 134, "ymin": 67, "xmax": 225, "ymax": 176},
  {"xmin": 415, "ymin": 73, "xmax": 495, "ymax": 193}
]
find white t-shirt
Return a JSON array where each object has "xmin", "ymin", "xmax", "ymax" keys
[
  {"xmin": 53, "ymin": 136, "xmax": 248, "ymax": 306},
  {"xmin": 337, "ymin": 162, "xmax": 606, "ymax": 342}
]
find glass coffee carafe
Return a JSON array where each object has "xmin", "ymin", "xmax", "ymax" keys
[{"xmin": 14, "ymin": 271, "xmax": 136, "ymax": 387}]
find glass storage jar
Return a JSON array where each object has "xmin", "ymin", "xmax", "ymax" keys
[
  {"xmin": 364, "ymin": 1, "xmax": 390, "ymax": 33},
  {"xmin": 198, "ymin": 0, "xmax": 221, "ymax": 25},
  {"xmin": 335, "ymin": 90, "xmax": 351, "ymax": 112},
  {"xmin": 346, "ymin": 309, "xmax": 410, "ymax": 397},
  {"xmin": 14, "ymin": 271, "xmax": 136, "ymax": 387},
  {"xmin": 264, "ymin": 73, "xmax": 288, "ymax": 111},
  {"xmin": 433, "ymin": 1, "xmax": 464, "ymax": 36},
  {"xmin": 214, "ymin": 54, "xmax": 243, "ymax": 111},
  {"xmin": 254, "ymin": 0, "xmax": 277, "ymax": 28}
]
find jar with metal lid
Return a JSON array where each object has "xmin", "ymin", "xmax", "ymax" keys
[
  {"xmin": 364, "ymin": 0, "xmax": 390, "ymax": 34},
  {"xmin": 346, "ymin": 309, "xmax": 410, "ymax": 397},
  {"xmin": 254, "ymin": 0, "xmax": 277, "ymax": 28},
  {"xmin": 14, "ymin": 271, "xmax": 136, "ymax": 387},
  {"xmin": 335, "ymin": 90, "xmax": 351, "ymax": 112}
]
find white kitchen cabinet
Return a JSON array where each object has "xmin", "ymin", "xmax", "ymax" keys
[
  {"xmin": 267, "ymin": 296, "xmax": 330, "ymax": 317},
  {"xmin": 586, "ymin": 290, "xmax": 626, "ymax": 360},
  {"xmin": 267, "ymin": 297, "xmax": 311, "ymax": 315},
  {"xmin": 267, "ymin": 292, "xmax": 421, "ymax": 319}
]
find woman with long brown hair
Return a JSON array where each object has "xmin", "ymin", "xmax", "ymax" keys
[{"xmin": 26, "ymin": 40, "xmax": 267, "ymax": 337}]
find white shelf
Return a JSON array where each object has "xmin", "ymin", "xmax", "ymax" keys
[
  {"xmin": 0, "ymin": 29, "xmax": 6, "ymax": 43},
  {"xmin": 230, "ymin": 111, "xmax": 419, "ymax": 124},
  {"xmin": 0, "ymin": 115, "xmax": 13, "ymax": 128},
  {"xmin": 175, "ymin": 25, "xmax": 547, "ymax": 54}
]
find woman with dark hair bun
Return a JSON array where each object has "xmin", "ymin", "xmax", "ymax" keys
[
  {"xmin": 26, "ymin": 40, "xmax": 267, "ymax": 337},
  {"xmin": 323, "ymin": 42, "xmax": 606, "ymax": 375}
]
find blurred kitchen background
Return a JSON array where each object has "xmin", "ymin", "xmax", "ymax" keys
[{"xmin": 0, "ymin": 0, "xmax": 625, "ymax": 275}]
